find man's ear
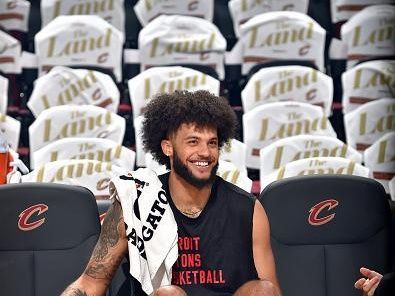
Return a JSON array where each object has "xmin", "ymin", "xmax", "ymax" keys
[{"xmin": 161, "ymin": 139, "xmax": 173, "ymax": 157}]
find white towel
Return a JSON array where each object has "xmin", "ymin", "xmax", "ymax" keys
[{"xmin": 109, "ymin": 168, "xmax": 178, "ymax": 295}]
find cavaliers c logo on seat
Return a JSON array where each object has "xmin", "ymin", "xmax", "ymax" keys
[
  {"xmin": 18, "ymin": 204, "xmax": 49, "ymax": 231},
  {"xmin": 308, "ymin": 199, "xmax": 339, "ymax": 226}
]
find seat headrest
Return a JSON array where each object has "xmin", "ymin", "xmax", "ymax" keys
[
  {"xmin": 0, "ymin": 183, "xmax": 100, "ymax": 250},
  {"xmin": 259, "ymin": 175, "xmax": 391, "ymax": 245}
]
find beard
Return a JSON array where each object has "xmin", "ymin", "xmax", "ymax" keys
[{"xmin": 172, "ymin": 150, "xmax": 218, "ymax": 189}]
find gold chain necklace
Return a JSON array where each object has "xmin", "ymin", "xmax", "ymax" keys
[{"xmin": 180, "ymin": 208, "xmax": 203, "ymax": 218}]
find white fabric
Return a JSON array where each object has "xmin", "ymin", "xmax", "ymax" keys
[
  {"xmin": 364, "ymin": 131, "xmax": 395, "ymax": 193},
  {"xmin": 389, "ymin": 176, "xmax": 395, "ymax": 201},
  {"xmin": 331, "ymin": 0, "xmax": 394, "ymax": 24},
  {"xmin": 7, "ymin": 170, "xmax": 22, "ymax": 184},
  {"xmin": 225, "ymin": 40, "xmax": 243, "ymax": 65},
  {"xmin": 27, "ymin": 66, "xmax": 120, "ymax": 117},
  {"xmin": 260, "ymin": 156, "xmax": 370, "ymax": 191},
  {"xmin": 138, "ymin": 15, "xmax": 226, "ymax": 80},
  {"xmin": 22, "ymin": 159, "xmax": 128, "ymax": 198},
  {"xmin": 134, "ymin": 0, "xmax": 214, "ymax": 26},
  {"xmin": 21, "ymin": 51, "xmax": 39, "ymax": 68},
  {"xmin": 341, "ymin": 5, "xmax": 395, "ymax": 69},
  {"xmin": 219, "ymin": 138, "xmax": 247, "ymax": 171},
  {"xmin": 0, "ymin": 30, "xmax": 22, "ymax": 74},
  {"xmin": 344, "ymin": 98, "xmax": 395, "ymax": 152},
  {"xmin": 34, "ymin": 15, "xmax": 124, "ymax": 82},
  {"xmin": 41, "ymin": 0, "xmax": 125, "ymax": 32},
  {"xmin": 217, "ymin": 159, "xmax": 252, "ymax": 192},
  {"xmin": 329, "ymin": 37, "xmax": 348, "ymax": 59},
  {"xmin": 0, "ymin": 113, "xmax": 20, "ymax": 150},
  {"xmin": 28, "ymin": 104, "xmax": 125, "ymax": 154},
  {"xmin": 145, "ymin": 152, "xmax": 168, "ymax": 175},
  {"xmin": 242, "ymin": 65, "xmax": 333, "ymax": 116},
  {"xmin": 128, "ymin": 66, "xmax": 220, "ymax": 119},
  {"xmin": 134, "ymin": 115, "xmax": 146, "ymax": 167},
  {"xmin": 259, "ymin": 134, "xmax": 362, "ymax": 180},
  {"xmin": 229, "ymin": 0, "xmax": 309, "ymax": 37},
  {"xmin": 109, "ymin": 168, "xmax": 178, "ymax": 295},
  {"xmin": 342, "ymin": 60, "xmax": 395, "ymax": 114},
  {"xmin": 32, "ymin": 137, "xmax": 135, "ymax": 171},
  {"xmin": 243, "ymin": 101, "xmax": 336, "ymax": 169},
  {"xmin": 0, "ymin": 75, "xmax": 8, "ymax": 114},
  {"xmin": 0, "ymin": 0, "xmax": 30, "ymax": 32},
  {"xmin": 239, "ymin": 11, "xmax": 326, "ymax": 75}
]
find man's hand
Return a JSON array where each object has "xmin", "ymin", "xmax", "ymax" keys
[{"xmin": 354, "ymin": 267, "xmax": 383, "ymax": 296}]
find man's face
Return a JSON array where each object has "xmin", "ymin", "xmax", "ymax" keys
[{"xmin": 167, "ymin": 123, "xmax": 219, "ymax": 188}]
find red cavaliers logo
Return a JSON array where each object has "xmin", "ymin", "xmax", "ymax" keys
[
  {"xmin": 18, "ymin": 204, "xmax": 49, "ymax": 231},
  {"xmin": 308, "ymin": 199, "xmax": 339, "ymax": 226}
]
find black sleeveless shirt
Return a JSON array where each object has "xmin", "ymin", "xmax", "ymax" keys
[{"xmin": 159, "ymin": 173, "xmax": 258, "ymax": 296}]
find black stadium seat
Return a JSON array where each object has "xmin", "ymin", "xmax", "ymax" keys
[
  {"xmin": 0, "ymin": 183, "xmax": 101, "ymax": 296},
  {"xmin": 375, "ymin": 271, "xmax": 395, "ymax": 296},
  {"xmin": 259, "ymin": 175, "xmax": 392, "ymax": 296}
]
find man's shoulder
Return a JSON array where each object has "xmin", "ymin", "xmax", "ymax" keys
[{"xmin": 216, "ymin": 176, "xmax": 256, "ymax": 202}]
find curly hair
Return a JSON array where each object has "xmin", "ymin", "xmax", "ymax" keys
[{"xmin": 141, "ymin": 90, "xmax": 237, "ymax": 168}]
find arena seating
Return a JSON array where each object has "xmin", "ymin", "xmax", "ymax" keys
[{"xmin": 0, "ymin": 0, "xmax": 394, "ymax": 294}]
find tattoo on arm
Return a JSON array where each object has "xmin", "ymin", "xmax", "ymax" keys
[
  {"xmin": 92, "ymin": 201, "xmax": 122, "ymax": 260},
  {"xmin": 84, "ymin": 200, "xmax": 126, "ymax": 281},
  {"xmin": 61, "ymin": 286, "xmax": 88, "ymax": 296}
]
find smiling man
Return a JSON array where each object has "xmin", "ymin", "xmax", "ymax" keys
[
  {"xmin": 60, "ymin": 90, "xmax": 281, "ymax": 296},
  {"xmin": 139, "ymin": 90, "xmax": 281, "ymax": 296}
]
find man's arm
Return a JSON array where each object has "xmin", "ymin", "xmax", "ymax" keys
[
  {"xmin": 252, "ymin": 200, "xmax": 281, "ymax": 296},
  {"xmin": 61, "ymin": 199, "xmax": 128, "ymax": 296}
]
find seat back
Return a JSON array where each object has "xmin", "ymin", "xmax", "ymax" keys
[
  {"xmin": 40, "ymin": 0, "xmax": 125, "ymax": 32},
  {"xmin": 0, "ymin": 183, "xmax": 101, "ymax": 296},
  {"xmin": 22, "ymin": 159, "xmax": 128, "ymax": 200},
  {"xmin": 134, "ymin": 0, "xmax": 214, "ymax": 26},
  {"xmin": 220, "ymin": 138, "xmax": 247, "ymax": 171},
  {"xmin": 341, "ymin": 5, "xmax": 395, "ymax": 69},
  {"xmin": 138, "ymin": 15, "xmax": 226, "ymax": 79},
  {"xmin": 31, "ymin": 137, "xmax": 135, "ymax": 171},
  {"xmin": 259, "ymin": 134, "xmax": 362, "ymax": 178},
  {"xmin": 243, "ymin": 101, "xmax": 336, "ymax": 169},
  {"xmin": 0, "ymin": 30, "xmax": 22, "ymax": 75},
  {"xmin": 228, "ymin": 0, "xmax": 309, "ymax": 37},
  {"xmin": 344, "ymin": 98, "xmax": 395, "ymax": 152},
  {"xmin": 259, "ymin": 175, "xmax": 392, "ymax": 296},
  {"xmin": 364, "ymin": 132, "xmax": 395, "ymax": 194},
  {"xmin": 239, "ymin": 11, "xmax": 326, "ymax": 75},
  {"xmin": 27, "ymin": 66, "xmax": 120, "ymax": 118},
  {"xmin": 217, "ymin": 159, "xmax": 252, "ymax": 193},
  {"xmin": 0, "ymin": 74, "xmax": 8, "ymax": 114},
  {"xmin": 341, "ymin": 60, "xmax": 395, "ymax": 114},
  {"xmin": 34, "ymin": 15, "xmax": 124, "ymax": 82},
  {"xmin": 241, "ymin": 65, "xmax": 333, "ymax": 116},
  {"xmin": 0, "ymin": 113, "xmax": 20, "ymax": 151},
  {"xmin": 260, "ymin": 156, "xmax": 370, "ymax": 191},
  {"xmin": 28, "ymin": 104, "xmax": 126, "ymax": 155},
  {"xmin": 128, "ymin": 66, "xmax": 220, "ymax": 120}
]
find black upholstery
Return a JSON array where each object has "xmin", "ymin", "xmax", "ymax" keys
[
  {"xmin": 0, "ymin": 183, "xmax": 101, "ymax": 296},
  {"xmin": 375, "ymin": 272, "xmax": 395, "ymax": 296},
  {"xmin": 259, "ymin": 175, "xmax": 392, "ymax": 296},
  {"xmin": 97, "ymin": 199, "xmax": 112, "ymax": 220}
]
